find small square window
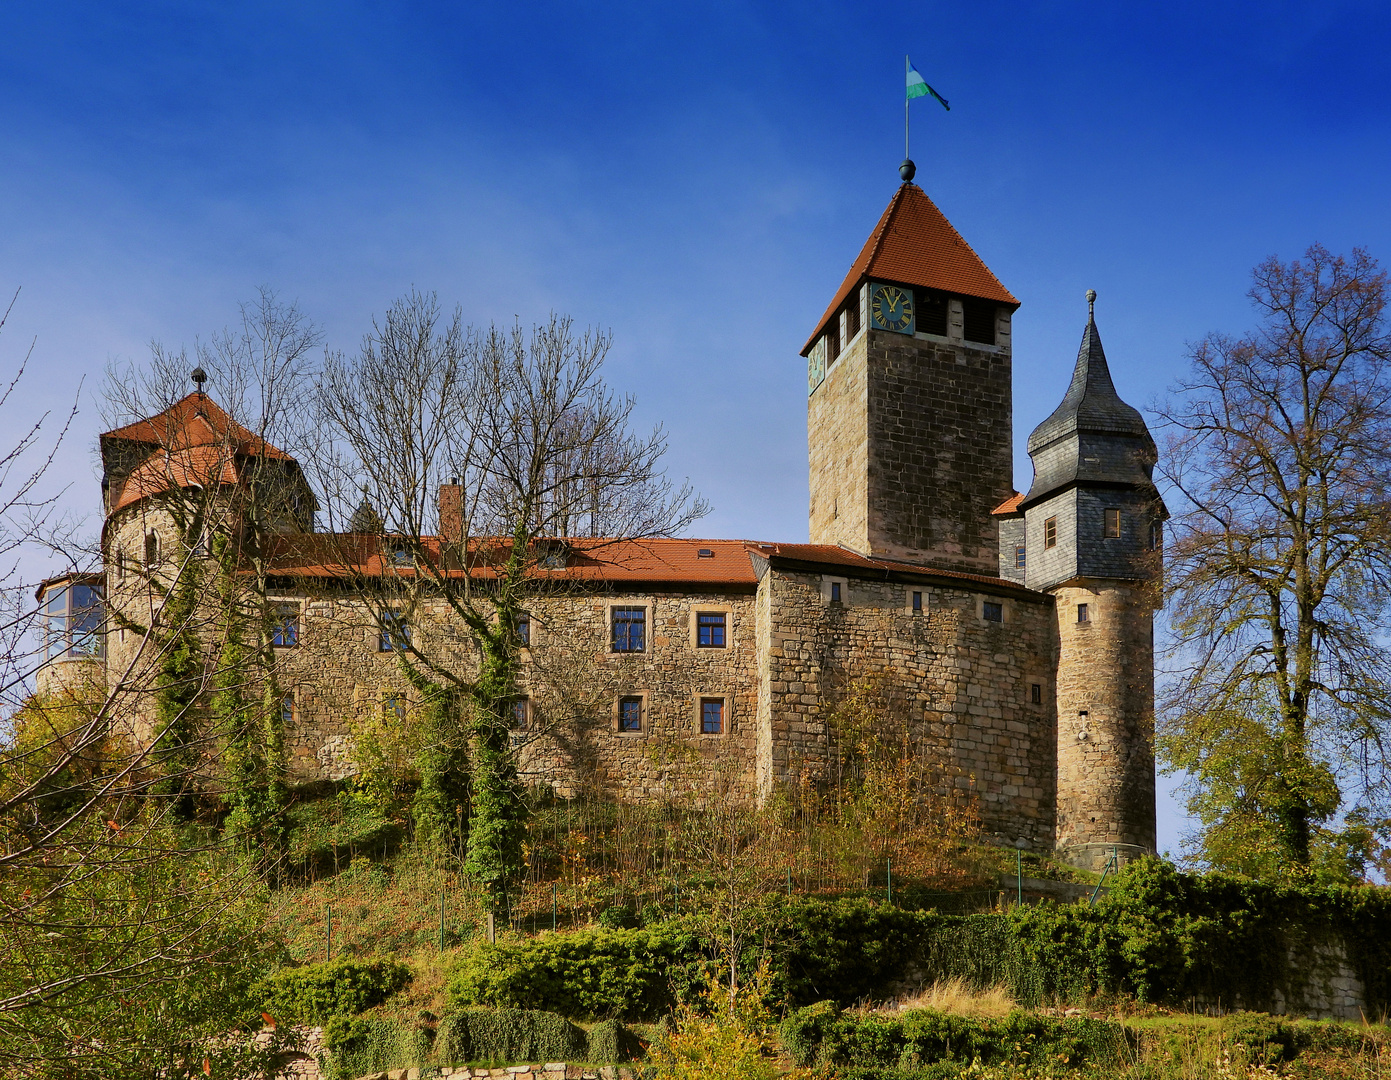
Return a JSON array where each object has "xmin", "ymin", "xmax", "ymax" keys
[
  {"xmin": 983, "ymin": 601, "xmax": 1003, "ymax": 623},
  {"xmin": 516, "ymin": 612, "xmax": 531, "ymax": 647},
  {"xmin": 911, "ymin": 590, "xmax": 923, "ymax": 614},
  {"xmin": 281, "ymin": 692, "xmax": 295, "ymax": 724},
  {"xmin": 618, "ymin": 695, "xmax": 643, "ymax": 732},
  {"xmin": 830, "ymin": 582, "xmax": 842, "ymax": 603},
  {"xmin": 696, "ymin": 612, "xmax": 726, "ymax": 648},
  {"xmin": 1104, "ymin": 508, "xmax": 1121, "ymax": 538},
  {"xmin": 1077, "ymin": 603, "xmax": 1090, "ymax": 624},
  {"xmin": 1014, "ymin": 545, "xmax": 1026, "ymax": 570},
  {"xmin": 1031, "ymin": 683, "xmax": 1042, "ymax": 705},
  {"xmin": 1044, "ymin": 517, "xmax": 1058, "ymax": 549},
  {"xmin": 379, "ymin": 611, "xmax": 410, "ymax": 652},
  {"xmin": 611, "ymin": 606, "xmax": 646, "ymax": 652},
  {"xmin": 700, "ymin": 697, "xmax": 724, "ymax": 734},
  {"xmin": 391, "ymin": 547, "xmax": 412, "ymax": 566},
  {"xmin": 272, "ymin": 603, "xmax": 300, "ymax": 648},
  {"xmin": 384, "ymin": 693, "xmax": 405, "ymax": 721}
]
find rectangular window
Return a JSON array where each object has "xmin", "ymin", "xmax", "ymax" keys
[
  {"xmin": 378, "ymin": 611, "xmax": 410, "ymax": 652},
  {"xmin": 1077, "ymin": 603, "xmax": 1090, "ymax": 624},
  {"xmin": 271, "ymin": 603, "xmax": 300, "ymax": 648},
  {"xmin": 962, "ymin": 299, "xmax": 997, "ymax": 345},
  {"xmin": 911, "ymin": 590, "xmax": 923, "ymax": 614},
  {"xmin": 1104, "ymin": 508, "xmax": 1122, "ymax": 538},
  {"xmin": 516, "ymin": 612, "xmax": 531, "ymax": 647},
  {"xmin": 510, "ymin": 698, "xmax": 529, "ymax": 729},
  {"xmin": 983, "ymin": 601, "xmax": 1003, "ymax": 623},
  {"xmin": 618, "ymin": 695, "xmax": 643, "ymax": 732},
  {"xmin": 696, "ymin": 611, "xmax": 726, "ymax": 648},
  {"xmin": 826, "ymin": 322, "xmax": 841, "ymax": 365},
  {"xmin": 700, "ymin": 697, "xmax": 724, "ymax": 735},
  {"xmin": 1149, "ymin": 520, "xmax": 1163, "ymax": 551},
  {"xmin": 1044, "ymin": 517, "xmax": 1058, "ymax": 549},
  {"xmin": 281, "ymin": 693, "xmax": 295, "ymax": 725},
  {"xmin": 917, "ymin": 290, "xmax": 949, "ymax": 336},
  {"xmin": 611, "ymin": 606, "xmax": 646, "ymax": 653},
  {"xmin": 384, "ymin": 693, "xmax": 405, "ymax": 721},
  {"xmin": 1031, "ymin": 683, "xmax": 1042, "ymax": 705},
  {"xmin": 845, "ymin": 297, "xmax": 861, "ymax": 337},
  {"xmin": 1014, "ymin": 545, "xmax": 1026, "ymax": 570},
  {"xmin": 830, "ymin": 581, "xmax": 842, "ymax": 603}
]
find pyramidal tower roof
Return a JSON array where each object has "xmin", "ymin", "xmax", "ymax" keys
[{"xmin": 803, "ymin": 182, "xmax": 1018, "ymax": 354}]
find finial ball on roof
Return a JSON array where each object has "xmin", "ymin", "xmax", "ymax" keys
[
  {"xmin": 191, "ymin": 367, "xmax": 208, "ymax": 391},
  {"xmin": 1085, "ymin": 289, "xmax": 1097, "ymax": 318},
  {"xmin": 899, "ymin": 158, "xmax": 916, "ymax": 183}
]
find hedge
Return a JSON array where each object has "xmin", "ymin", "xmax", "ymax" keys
[
  {"xmin": 258, "ymin": 957, "xmax": 412, "ymax": 1024},
  {"xmin": 436, "ymin": 1008, "xmax": 588, "ymax": 1064},
  {"xmin": 779, "ymin": 1002, "xmax": 1133, "ymax": 1070}
]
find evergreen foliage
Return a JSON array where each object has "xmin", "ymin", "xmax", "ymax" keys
[
  {"xmin": 258, "ymin": 957, "xmax": 412, "ymax": 1024},
  {"xmin": 149, "ymin": 545, "xmax": 203, "ymax": 818},
  {"xmin": 434, "ymin": 1008, "xmax": 587, "ymax": 1064}
]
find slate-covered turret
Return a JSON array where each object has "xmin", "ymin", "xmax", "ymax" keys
[{"xmin": 1020, "ymin": 293, "xmax": 1166, "ymax": 868}]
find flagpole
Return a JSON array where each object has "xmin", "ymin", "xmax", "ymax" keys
[{"xmin": 904, "ymin": 54, "xmax": 910, "ymax": 161}]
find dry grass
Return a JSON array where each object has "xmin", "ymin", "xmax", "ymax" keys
[{"xmin": 879, "ymin": 977, "xmax": 1017, "ymax": 1019}]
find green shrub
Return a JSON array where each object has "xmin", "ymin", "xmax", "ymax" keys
[
  {"xmin": 322, "ymin": 1015, "xmax": 431, "ymax": 1080},
  {"xmin": 779, "ymin": 1003, "xmax": 1131, "ymax": 1070},
  {"xmin": 436, "ymin": 1008, "xmax": 586, "ymax": 1064},
  {"xmin": 1224, "ymin": 1012, "xmax": 1302, "ymax": 1065},
  {"xmin": 585, "ymin": 1019, "xmax": 644, "ymax": 1063},
  {"xmin": 259, "ymin": 957, "xmax": 412, "ymax": 1024},
  {"xmin": 448, "ymin": 926, "xmax": 699, "ymax": 1020}
]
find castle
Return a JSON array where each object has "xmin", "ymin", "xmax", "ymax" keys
[{"xmin": 37, "ymin": 174, "xmax": 1166, "ymax": 869}]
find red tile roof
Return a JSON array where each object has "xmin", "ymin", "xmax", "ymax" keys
[
  {"xmin": 101, "ymin": 392, "xmax": 292, "ymax": 460},
  {"xmin": 991, "ymin": 492, "xmax": 1024, "ymax": 516},
  {"xmin": 112, "ymin": 445, "xmax": 242, "ymax": 512},
  {"xmin": 803, "ymin": 184, "xmax": 1019, "ymax": 355}
]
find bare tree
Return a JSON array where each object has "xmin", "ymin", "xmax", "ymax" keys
[
  {"xmin": 1155, "ymin": 244, "xmax": 1391, "ymax": 878},
  {"xmin": 312, "ymin": 291, "xmax": 707, "ymax": 892}
]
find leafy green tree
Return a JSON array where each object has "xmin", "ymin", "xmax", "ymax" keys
[{"xmin": 1156, "ymin": 244, "xmax": 1391, "ymax": 879}]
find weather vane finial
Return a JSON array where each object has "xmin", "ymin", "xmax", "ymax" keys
[
  {"xmin": 191, "ymin": 367, "xmax": 207, "ymax": 396},
  {"xmin": 1086, "ymin": 289, "xmax": 1097, "ymax": 321}
]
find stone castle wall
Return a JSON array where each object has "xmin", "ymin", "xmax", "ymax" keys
[
  {"xmin": 755, "ymin": 562, "xmax": 1058, "ymax": 850},
  {"xmin": 1053, "ymin": 582, "xmax": 1156, "ymax": 864}
]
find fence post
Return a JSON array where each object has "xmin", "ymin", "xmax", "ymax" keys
[
  {"xmin": 486, "ymin": 910, "xmax": 496, "ymax": 944},
  {"xmin": 886, "ymin": 859, "xmax": 892, "ymax": 904},
  {"xmin": 439, "ymin": 885, "xmax": 445, "ymax": 952},
  {"xmin": 787, "ymin": 866, "xmax": 792, "ymax": 896},
  {"xmin": 552, "ymin": 883, "xmax": 557, "ymax": 931},
  {"xmin": 326, "ymin": 905, "xmax": 332, "ymax": 961}
]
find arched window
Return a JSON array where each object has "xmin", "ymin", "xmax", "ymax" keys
[{"xmin": 144, "ymin": 531, "xmax": 160, "ymax": 567}]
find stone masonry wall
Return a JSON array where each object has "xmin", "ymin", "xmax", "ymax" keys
[
  {"xmin": 269, "ymin": 585, "xmax": 761, "ymax": 802},
  {"xmin": 808, "ymin": 324, "xmax": 871, "ymax": 556},
  {"xmin": 1053, "ymin": 583, "xmax": 1156, "ymax": 864},
  {"xmin": 757, "ymin": 564, "xmax": 1058, "ymax": 849},
  {"xmin": 864, "ymin": 314, "xmax": 1014, "ymax": 574}
]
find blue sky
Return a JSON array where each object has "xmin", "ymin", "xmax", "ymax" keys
[{"xmin": 3, "ymin": 1, "xmax": 1390, "ymax": 857}]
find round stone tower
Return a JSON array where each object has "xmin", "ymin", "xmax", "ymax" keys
[{"xmin": 1019, "ymin": 294, "xmax": 1167, "ymax": 869}]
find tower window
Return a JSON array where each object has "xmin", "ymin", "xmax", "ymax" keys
[
  {"xmin": 983, "ymin": 601, "xmax": 1003, "ymax": 623},
  {"xmin": 962, "ymin": 299, "xmax": 996, "ymax": 345},
  {"xmin": 1031, "ymin": 683, "xmax": 1042, "ymax": 705},
  {"xmin": 917, "ymin": 290, "xmax": 948, "ymax": 336},
  {"xmin": 700, "ymin": 697, "xmax": 725, "ymax": 734},
  {"xmin": 1077, "ymin": 603, "xmax": 1090, "ymax": 624},
  {"xmin": 844, "ymin": 296, "xmax": 861, "ymax": 337},
  {"xmin": 611, "ymin": 606, "xmax": 646, "ymax": 652},
  {"xmin": 1014, "ymin": 545, "xmax": 1026, "ymax": 569},
  {"xmin": 830, "ymin": 581, "xmax": 842, "ymax": 603},
  {"xmin": 1149, "ymin": 521, "xmax": 1163, "ymax": 551},
  {"xmin": 1044, "ymin": 517, "xmax": 1058, "ymax": 549},
  {"xmin": 144, "ymin": 531, "xmax": 160, "ymax": 567},
  {"xmin": 911, "ymin": 590, "xmax": 923, "ymax": 614},
  {"xmin": 618, "ymin": 695, "xmax": 643, "ymax": 732},
  {"xmin": 696, "ymin": 611, "xmax": 726, "ymax": 648},
  {"xmin": 1104, "ymin": 508, "xmax": 1122, "ymax": 538},
  {"xmin": 826, "ymin": 321, "xmax": 841, "ymax": 365}
]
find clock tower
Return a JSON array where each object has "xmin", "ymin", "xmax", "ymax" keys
[{"xmin": 802, "ymin": 179, "xmax": 1018, "ymax": 573}]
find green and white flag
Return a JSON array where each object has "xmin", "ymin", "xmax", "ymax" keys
[{"xmin": 906, "ymin": 61, "xmax": 949, "ymax": 111}]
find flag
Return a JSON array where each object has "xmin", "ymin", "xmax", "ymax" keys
[{"xmin": 906, "ymin": 61, "xmax": 949, "ymax": 111}]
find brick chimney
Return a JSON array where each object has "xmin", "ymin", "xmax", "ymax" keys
[{"xmin": 438, "ymin": 480, "xmax": 462, "ymax": 543}]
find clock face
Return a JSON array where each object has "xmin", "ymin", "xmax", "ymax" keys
[
  {"xmin": 807, "ymin": 337, "xmax": 826, "ymax": 395},
  {"xmin": 871, "ymin": 284, "xmax": 915, "ymax": 334}
]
